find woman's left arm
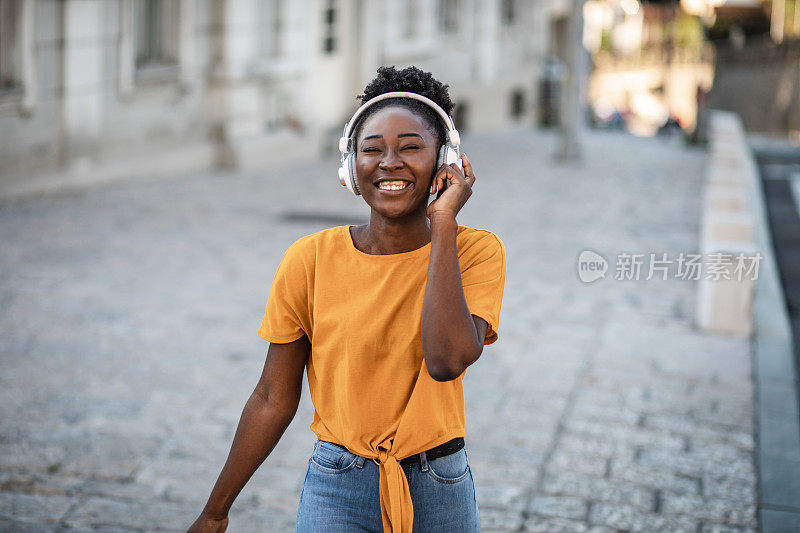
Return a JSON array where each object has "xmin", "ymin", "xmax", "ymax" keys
[{"xmin": 422, "ymin": 154, "xmax": 488, "ymax": 381}]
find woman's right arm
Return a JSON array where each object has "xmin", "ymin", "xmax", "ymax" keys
[{"xmin": 187, "ymin": 335, "xmax": 311, "ymax": 533}]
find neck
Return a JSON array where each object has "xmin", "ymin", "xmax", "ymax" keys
[{"xmin": 356, "ymin": 212, "xmax": 433, "ymax": 255}]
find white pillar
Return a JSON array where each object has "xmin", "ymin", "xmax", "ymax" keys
[
  {"xmin": 556, "ymin": 0, "xmax": 586, "ymax": 162},
  {"xmin": 60, "ymin": 0, "xmax": 105, "ymax": 168},
  {"xmin": 476, "ymin": 0, "xmax": 499, "ymax": 83},
  {"xmin": 209, "ymin": 0, "xmax": 263, "ymax": 168}
]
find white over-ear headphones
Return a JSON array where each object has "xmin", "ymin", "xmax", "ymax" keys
[{"xmin": 337, "ymin": 91, "xmax": 461, "ymax": 196}]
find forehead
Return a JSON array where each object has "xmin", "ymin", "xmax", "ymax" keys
[{"xmin": 359, "ymin": 106, "xmax": 436, "ymax": 139}]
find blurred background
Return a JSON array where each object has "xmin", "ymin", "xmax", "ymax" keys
[
  {"xmin": 0, "ymin": 0, "xmax": 796, "ymax": 186},
  {"xmin": 1, "ymin": 1, "xmax": 800, "ymax": 532}
]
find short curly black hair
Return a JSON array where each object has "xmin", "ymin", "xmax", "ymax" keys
[{"xmin": 352, "ymin": 66, "xmax": 455, "ymax": 151}]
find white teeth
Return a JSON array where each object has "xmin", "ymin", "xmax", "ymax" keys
[{"xmin": 378, "ymin": 181, "xmax": 410, "ymax": 191}]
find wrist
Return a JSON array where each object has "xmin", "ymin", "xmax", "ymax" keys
[
  {"xmin": 430, "ymin": 213, "xmax": 458, "ymax": 229},
  {"xmin": 202, "ymin": 501, "xmax": 230, "ymax": 520}
]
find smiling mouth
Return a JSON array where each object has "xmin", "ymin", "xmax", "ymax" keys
[{"xmin": 375, "ymin": 180, "xmax": 413, "ymax": 192}]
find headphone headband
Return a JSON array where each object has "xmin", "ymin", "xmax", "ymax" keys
[{"xmin": 339, "ymin": 91, "xmax": 460, "ymax": 153}]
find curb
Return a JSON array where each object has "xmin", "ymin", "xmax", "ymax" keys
[{"xmin": 712, "ymin": 110, "xmax": 800, "ymax": 530}]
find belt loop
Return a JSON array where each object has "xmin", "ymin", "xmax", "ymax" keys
[
  {"xmin": 420, "ymin": 450, "xmax": 429, "ymax": 472},
  {"xmin": 355, "ymin": 455, "xmax": 366, "ymax": 468}
]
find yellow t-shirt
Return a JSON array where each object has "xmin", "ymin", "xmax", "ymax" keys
[{"xmin": 257, "ymin": 224, "xmax": 506, "ymax": 533}]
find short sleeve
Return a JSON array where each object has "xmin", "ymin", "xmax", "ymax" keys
[
  {"xmin": 461, "ymin": 232, "xmax": 506, "ymax": 345},
  {"xmin": 257, "ymin": 238, "xmax": 314, "ymax": 344}
]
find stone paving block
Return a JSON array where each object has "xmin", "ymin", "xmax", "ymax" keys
[
  {"xmin": 55, "ymin": 430, "xmax": 164, "ymax": 482},
  {"xmin": 569, "ymin": 402, "xmax": 641, "ymax": 427},
  {"xmin": 660, "ymin": 491, "xmax": 757, "ymax": 527},
  {"xmin": 699, "ymin": 525, "xmax": 757, "ymax": 533},
  {"xmin": 477, "ymin": 505, "xmax": 524, "ymax": 532},
  {"xmin": 0, "ymin": 517, "xmax": 60, "ymax": 532},
  {"xmin": 702, "ymin": 472, "xmax": 757, "ymax": 507},
  {"xmin": 474, "ymin": 482, "xmax": 528, "ymax": 513},
  {"xmin": 540, "ymin": 470, "xmax": 655, "ymax": 511},
  {"xmin": 556, "ymin": 432, "xmax": 629, "ymax": 458},
  {"xmin": 548, "ymin": 449, "xmax": 609, "ymax": 477},
  {"xmin": 522, "ymin": 515, "xmax": 598, "ymax": 532},
  {"xmin": 0, "ymin": 440, "xmax": 67, "ymax": 476},
  {"xmin": 69, "ymin": 479, "xmax": 160, "ymax": 506},
  {"xmin": 528, "ymin": 495, "xmax": 588, "ymax": 521},
  {"xmin": 0, "ymin": 491, "xmax": 76, "ymax": 524},
  {"xmin": 692, "ymin": 426, "xmax": 756, "ymax": 454},
  {"xmin": 0, "ymin": 470, "xmax": 81, "ymax": 497},
  {"xmin": 588, "ymin": 502, "xmax": 699, "ymax": 532},
  {"xmin": 564, "ymin": 419, "xmax": 686, "ymax": 452},
  {"xmin": 63, "ymin": 497, "xmax": 199, "ymax": 531},
  {"xmin": 691, "ymin": 400, "xmax": 755, "ymax": 433},
  {"xmin": 225, "ymin": 506, "xmax": 298, "ymax": 533},
  {"xmin": 644, "ymin": 412, "xmax": 704, "ymax": 436},
  {"xmin": 608, "ymin": 461, "xmax": 701, "ymax": 495},
  {"xmin": 470, "ymin": 435, "xmax": 551, "ymax": 467},
  {"xmin": 135, "ymin": 455, "xmax": 224, "ymax": 505},
  {"xmin": 636, "ymin": 447, "xmax": 755, "ymax": 485},
  {"xmin": 239, "ymin": 465, "xmax": 305, "ymax": 515}
]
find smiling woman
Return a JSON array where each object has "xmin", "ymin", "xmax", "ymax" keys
[{"xmin": 188, "ymin": 66, "xmax": 507, "ymax": 533}]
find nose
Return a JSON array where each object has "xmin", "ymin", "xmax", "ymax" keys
[{"xmin": 379, "ymin": 149, "xmax": 403, "ymax": 171}]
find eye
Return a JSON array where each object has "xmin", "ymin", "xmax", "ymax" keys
[
  {"xmin": 362, "ymin": 147, "xmax": 380, "ymax": 153},
  {"xmin": 401, "ymin": 145, "xmax": 420, "ymax": 150}
]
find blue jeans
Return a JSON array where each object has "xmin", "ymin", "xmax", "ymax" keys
[{"xmin": 296, "ymin": 438, "xmax": 481, "ymax": 532}]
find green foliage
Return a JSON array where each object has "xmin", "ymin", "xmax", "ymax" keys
[{"xmin": 675, "ymin": 13, "xmax": 705, "ymax": 48}]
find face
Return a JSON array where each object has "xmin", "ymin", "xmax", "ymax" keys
[{"xmin": 355, "ymin": 106, "xmax": 439, "ymax": 220}]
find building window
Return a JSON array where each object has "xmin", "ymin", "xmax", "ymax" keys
[
  {"xmin": 510, "ymin": 89, "xmax": 525, "ymax": 118},
  {"xmin": 438, "ymin": 0, "xmax": 459, "ymax": 33},
  {"xmin": 501, "ymin": 0, "xmax": 517, "ymax": 26},
  {"xmin": 453, "ymin": 101, "xmax": 469, "ymax": 132},
  {"xmin": 134, "ymin": 0, "xmax": 180, "ymax": 76},
  {"xmin": 0, "ymin": 0, "xmax": 22, "ymax": 93},
  {"xmin": 322, "ymin": 0, "xmax": 337, "ymax": 54}
]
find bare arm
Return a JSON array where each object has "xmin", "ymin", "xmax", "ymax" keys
[
  {"xmin": 188, "ymin": 335, "xmax": 310, "ymax": 532},
  {"xmin": 421, "ymin": 215, "xmax": 489, "ymax": 381}
]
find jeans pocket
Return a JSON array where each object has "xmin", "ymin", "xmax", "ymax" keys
[
  {"xmin": 310, "ymin": 440, "xmax": 359, "ymax": 474},
  {"xmin": 426, "ymin": 448, "xmax": 471, "ymax": 484}
]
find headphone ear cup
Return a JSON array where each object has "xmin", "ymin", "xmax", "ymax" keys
[
  {"xmin": 437, "ymin": 145, "xmax": 447, "ymax": 169},
  {"xmin": 346, "ymin": 154, "xmax": 360, "ymax": 196},
  {"xmin": 440, "ymin": 145, "xmax": 459, "ymax": 167}
]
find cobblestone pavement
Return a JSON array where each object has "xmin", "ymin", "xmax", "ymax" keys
[{"xmin": 0, "ymin": 129, "xmax": 756, "ymax": 532}]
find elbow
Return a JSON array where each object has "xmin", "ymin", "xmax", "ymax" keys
[
  {"xmin": 428, "ymin": 364, "xmax": 462, "ymax": 382},
  {"xmin": 427, "ymin": 345, "xmax": 483, "ymax": 382}
]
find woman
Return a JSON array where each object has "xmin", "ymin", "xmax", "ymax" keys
[{"xmin": 188, "ymin": 66, "xmax": 506, "ymax": 533}]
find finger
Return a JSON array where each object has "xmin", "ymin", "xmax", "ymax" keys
[
  {"xmin": 431, "ymin": 164, "xmax": 446, "ymax": 194},
  {"xmin": 445, "ymin": 166, "xmax": 462, "ymax": 187},
  {"xmin": 448, "ymin": 162, "xmax": 465, "ymax": 179},
  {"xmin": 434, "ymin": 170, "xmax": 445, "ymax": 194},
  {"xmin": 445, "ymin": 164, "xmax": 463, "ymax": 187},
  {"xmin": 462, "ymin": 154, "xmax": 476, "ymax": 184},
  {"xmin": 449, "ymin": 164, "xmax": 469, "ymax": 187},
  {"xmin": 461, "ymin": 156, "xmax": 475, "ymax": 186}
]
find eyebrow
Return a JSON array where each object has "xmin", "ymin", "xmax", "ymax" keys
[{"xmin": 362, "ymin": 133, "xmax": 424, "ymax": 141}]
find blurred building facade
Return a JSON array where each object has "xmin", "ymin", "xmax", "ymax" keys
[
  {"xmin": 583, "ymin": 0, "xmax": 715, "ymax": 136},
  {"xmin": 0, "ymin": 0, "xmax": 574, "ymax": 184}
]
